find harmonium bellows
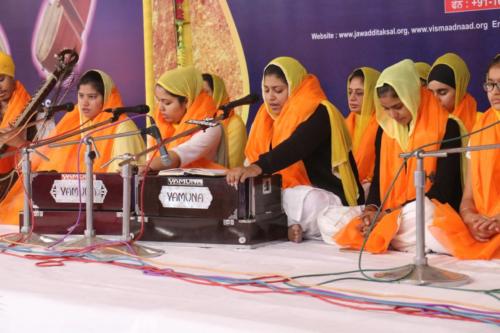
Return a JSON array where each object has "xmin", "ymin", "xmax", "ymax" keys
[{"xmin": 136, "ymin": 174, "xmax": 287, "ymax": 245}]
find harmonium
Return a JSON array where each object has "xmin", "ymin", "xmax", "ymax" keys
[
  {"xmin": 135, "ymin": 171, "xmax": 287, "ymax": 246},
  {"xmin": 22, "ymin": 172, "xmax": 129, "ymax": 235}
]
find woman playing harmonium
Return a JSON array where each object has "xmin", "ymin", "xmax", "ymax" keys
[{"xmin": 226, "ymin": 56, "xmax": 364, "ymax": 243}]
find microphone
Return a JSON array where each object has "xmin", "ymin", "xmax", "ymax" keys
[
  {"xmin": 145, "ymin": 117, "xmax": 171, "ymax": 166},
  {"xmin": 43, "ymin": 102, "xmax": 75, "ymax": 113},
  {"xmin": 104, "ymin": 104, "xmax": 150, "ymax": 116},
  {"xmin": 219, "ymin": 94, "xmax": 260, "ymax": 111}
]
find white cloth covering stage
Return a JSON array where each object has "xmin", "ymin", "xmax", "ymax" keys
[{"xmin": 0, "ymin": 225, "xmax": 498, "ymax": 333}]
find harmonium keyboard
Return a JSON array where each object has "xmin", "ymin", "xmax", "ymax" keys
[
  {"xmin": 135, "ymin": 173, "xmax": 287, "ymax": 246},
  {"xmin": 21, "ymin": 172, "xmax": 131, "ymax": 235}
]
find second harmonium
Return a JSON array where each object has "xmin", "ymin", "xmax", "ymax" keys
[{"xmin": 135, "ymin": 170, "xmax": 287, "ymax": 246}]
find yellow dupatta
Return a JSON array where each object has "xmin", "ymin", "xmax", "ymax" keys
[
  {"xmin": 207, "ymin": 73, "xmax": 247, "ymax": 168},
  {"xmin": 153, "ymin": 66, "xmax": 223, "ymax": 169},
  {"xmin": 414, "ymin": 62, "xmax": 431, "ymax": 83}
]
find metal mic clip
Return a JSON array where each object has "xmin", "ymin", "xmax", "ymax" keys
[{"xmin": 186, "ymin": 118, "xmax": 219, "ymax": 128}]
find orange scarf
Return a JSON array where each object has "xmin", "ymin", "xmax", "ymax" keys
[
  {"xmin": 335, "ymin": 88, "xmax": 451, "ymax": 252},
  {"xmin": 153, "ymin": 91, "xmax": 223, "ymax": 169},
  {"xmin": 0, "ymin": 81, "xmax": 31, "ymax": 173},
  {"xmin": 428, "ymin": 108, "xmax": 500, "ymax": 259},
  {"xmin": 452, "ymin": 93, "xmax": 477, "ymax": 133},
  {"xmin": 246, "ymin": 75, "xmax": 327, "ymax": 188},
  {"xmin": 345, "ymin": 112, "xmax": 377, "ymax": 183},
  {"xmin": 469, "ymin": 108, "xmax": 500, "ymax": 216}
]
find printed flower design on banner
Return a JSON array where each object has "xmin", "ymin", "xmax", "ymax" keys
[{"xmin": 175, "ymin": 0, "xmax": 186, "ymax": 66}]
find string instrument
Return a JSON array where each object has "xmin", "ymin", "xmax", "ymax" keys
[{"xmin": 0, "ymin": 49, "xmax": 79, "ymax": 200}]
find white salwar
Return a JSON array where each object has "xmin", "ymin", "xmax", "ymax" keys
[
  {"xmin": 317, "ymin": 197, "xmax": 449, "ymax": 254},
  {"xmin": 282, "ymin": 185, "xmax": 343, "ymax": 240}
]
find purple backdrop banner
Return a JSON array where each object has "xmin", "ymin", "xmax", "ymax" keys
[
  {"xmin": 227, "ymin": 0, "xmax": 500, "ymax": 124},
  {"xmin": 0, "ymin": 0, "xmax": 144, "ymax": 110}
]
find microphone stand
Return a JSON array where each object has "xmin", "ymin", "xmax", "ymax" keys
[
  {"xmin": 51, "ymin": 136, "xmax": 113, "ymax": 249},
  {"xmin": 0, "ymin": 114, "xmax": 120, "ymax": 162},
  {"xmin": 0, "ymin": 147, "xmax": 56, "ymax": 246},
  {"xmin": 99, "ymin": 152, "xmax": 163, "ymax": 257},
  {"xmin": 50, "ymin": 130, "xmax": 163, "ymax": 257},
  {"xmin": 118, "ymin": 108, "xmax": 229, "ymax": 168},
  {"xmin": 0, "ymin": 109, "xmax": 87, "ymax": 246},
  {"xmin": 6, "ymin": 116, "xmax": 118, "ymax": 247},
  {"xmin": 374, "ymin": 143, "xmax": 500, "ymax": 286}
]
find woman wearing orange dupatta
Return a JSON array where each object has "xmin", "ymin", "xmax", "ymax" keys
[
  {"xmin": 0, "ymin": 51, "xmax": 31, "ymax": 188},
  {"xmin": 429, "ymin": 55, "xmax": 500, "ymax": 260},
  {"xmin": 428, "ymin": 53, "xmax": 477, "ymax": 132},
  {"xmin": 35, "ymin": 69, "xmax": 145, "ymax": 173},
  {"xmin": 0, "ymin": 69, "xmax": 145, "ymax": 225},
  {"xmin": 333, "ymin": 59, "xmax": 463, "ymax": 254},
  {"xmin": 147, "ymin": 66, "xmax": 223, "ymax": 171},
  {"xmin": 202, "ymin": 73, "xmax": 247, "ymax": 168},
  {"xmin": 344, "ymin": 67, "xmax": 380, "ymax": 196},
  {"xmin": 226, "ymin": 56, "xmax": 363, "ymax": 243}
]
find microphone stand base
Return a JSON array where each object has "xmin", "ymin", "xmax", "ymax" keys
[
  {"xmin": 58, "ymin": 236, "xmax": 164, "ymax": 258},
  {"xmin": 96, "ymin": 241, "xmax": 164, "ymax": 258},
  {"xmin": 374, "ymin": 263, "xmax": 470, "ymax": 287},
  {"xmin": 59, "ymin": 235, "xmax": 113, "ymax": 250}
]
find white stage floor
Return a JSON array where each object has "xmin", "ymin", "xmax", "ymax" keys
[{"xmin": 0, "ymin": 225, "xmax": 498, "ymax": 333}]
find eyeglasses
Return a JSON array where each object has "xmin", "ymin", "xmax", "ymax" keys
[{"xmin": 483, "ymin": 81, "xmax": 500, "ymax": 92}]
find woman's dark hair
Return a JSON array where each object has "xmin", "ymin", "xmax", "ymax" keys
[
  {"xmin": 78, "ymin": 70, "xmax": 105, "ymax": 97},
  {"xmin": 376, "ymin": 83, "xmax": 398, "ymax": 98},
  {"xmin": 165, "ymin": 89, "xmax": 187, "ymax": 104},
  {"xmin": 202, "ymin": 73, "xmax": 214, "ymax": 91},
  {"xmin": 264, "ymin": 64, "xmax": 287, "ymax": 85},
  {"xmin": 349, "ymin": 69, "xmax": 365, "ymax": 82}
]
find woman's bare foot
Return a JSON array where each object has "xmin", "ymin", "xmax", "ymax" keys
[{"xmin": 288, "ymin": 224, "xmax": 303, "ymax": 243}]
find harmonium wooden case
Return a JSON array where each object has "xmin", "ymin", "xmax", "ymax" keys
[
  {"xmin": 21, "ymin": 172, "xmax": 131, "ymax": 235},
  {"xmin": 135, "ymin": 173, "xmax": 287, "ymax": 246}
]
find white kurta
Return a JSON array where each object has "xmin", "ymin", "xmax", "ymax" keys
[{"xmin": 171, "ymin": 126, "xmax": 222, "ymax": 167}]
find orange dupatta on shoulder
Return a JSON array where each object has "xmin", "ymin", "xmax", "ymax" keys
[
  {"xmin": 345, "ymin": 112, "xmax": 378, "ymax": 183},
  {"xmin": 0, "ymin": 81, "xmax": 30, "ymax": 173},
  {"xmin": 452, "ymin": 93, "xmax": 477, "ymax": 133},
  {"xmin": 429, "ymin": 108, "xmax": 500, "ymax": 259}
]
